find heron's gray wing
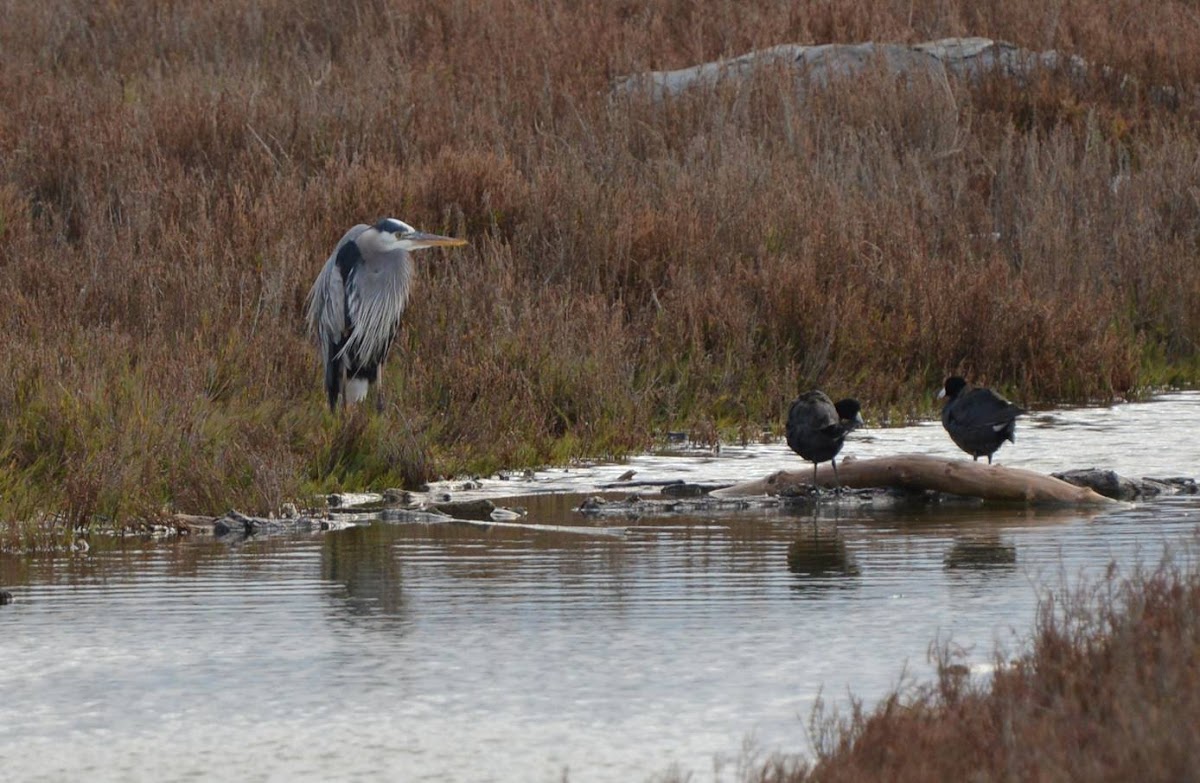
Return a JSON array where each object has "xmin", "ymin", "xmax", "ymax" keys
[
  {"xmin": 306, "ymin": 224, "xmax": 369, "ymax": 367},
  {"xmin": 338, "ymin": 245, "xmax": 413, "ymax": 367}
]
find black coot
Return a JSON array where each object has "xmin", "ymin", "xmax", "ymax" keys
[
  {"xmin": 938, "ymin": 376, "xmax": 1024, "ymax": 464},
  {"xmin": 786, "ymin": 391, "xmax": 863, "ymax": 488}
]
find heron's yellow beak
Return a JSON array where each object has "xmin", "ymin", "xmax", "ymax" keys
[{"xmin": 408, "ymin": 231, "xmax": 468, "ymax": 249}]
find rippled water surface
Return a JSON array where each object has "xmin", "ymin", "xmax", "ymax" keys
[{"xmin": 2, "ymin": 392, "xmax": 1199, "ymax": 782}]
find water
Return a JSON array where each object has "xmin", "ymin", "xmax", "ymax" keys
[{"xmin": 1, "ymin": 392, "xmax": 1198, "ymax": 782}]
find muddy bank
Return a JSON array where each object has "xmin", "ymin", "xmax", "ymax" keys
[{"xmin": 159, "ymin": 464, "xmax": 1196, "ymax": 538}]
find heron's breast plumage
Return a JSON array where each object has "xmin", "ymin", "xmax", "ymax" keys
[{"xmin": 336, "ymin": 246, "xmax": 413, "ymax": 367}]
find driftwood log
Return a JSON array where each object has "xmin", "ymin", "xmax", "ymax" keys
[{"xmin": 711, "ymin": 455, "xmax": 1118, "ymax": 506}]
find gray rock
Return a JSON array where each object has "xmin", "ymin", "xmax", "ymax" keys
[
  {"xmin": 659, "ymin": 482, "xmax": 710, "ymax": 498},
  {"xmin": 1052, "ymin": 469, "xmax": 1198, "ymax": 500},
  {"xmin": 1052, "ymin": 469, "xmax": 1142, "ymax": 500},
  {"xmin": 383, "ymin": 488, "xmax": 416, "ymax": 506},
  {"xmin": 431, "ymin": 498, "xmax": 496, "ymax": 521},
  {"xmin": 614, "ymin": 37, "xmax": 1095, "ymax": 101},
  {"xmin": 576, "ymin": 496, "xmax": 608, "ymax": 514}
]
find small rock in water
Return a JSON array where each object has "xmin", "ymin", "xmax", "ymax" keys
[
  {"xmin": 432, "ymin": 498, "xmax": 496, "ymax": 521},
  {"xmin": 617, "ymin": 470, "xmax": 637, "ymax": 482},
  {"xmin": 383, "ymin": 488, "xmax": 413, "ymax": 506},
  {"xmin": 211, "ymin": 511, "xmax": 258, "ymax": 537},
  {"xmin": 576, "ymin": 496, "xmax": 607, "ymax": 514},
  {"xmin": 778, "ymin": 484, "xmax": 821, "ymax": 500},
  {"xmin": 280, "ymin": 503, "xmax": 299, "ymax": 519},
  {"xmin": 1148, "ymin": 477, "xmax": 1199, "ymax": 494},
  {"xmin": 0, "ymin": 590, "xmax": 13, "ymax": 605},
  {"xmin": 660, "ymin": 482, "xmax": 707, "ymax": 498},
  {"xmin": 1051, "ymin": 468, "xmax": 1196, "ymax": 500},
  {"xmin": 1052, "ymin": 468, "xmax": 1137, "ymax": 500}
]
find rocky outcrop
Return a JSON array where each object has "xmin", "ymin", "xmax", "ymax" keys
[{"xmin": 614, "ymin": 37, "xmax": 1096, "ymax": 100}]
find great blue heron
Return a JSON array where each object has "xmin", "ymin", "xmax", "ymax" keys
[
  {"xmin": 306, "ymin": 218, "xmax": 467, "ymax": 411},
  {"xmin": 786, "ymin": 391, "xmax": 863, "ymax": 489},
  {"xmin": 937, "ymin": 376, "xmax": 1025, "ymax": 463}
]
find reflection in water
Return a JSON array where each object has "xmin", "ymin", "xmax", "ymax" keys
[
  {"xmin": 787, "ymin": 528, "xmax": 861, "ymax": 580},
  {"xmin": 0, "ymin": 535, "xmax": 271, "ymax": 588},
  {"xmin": 945, "ymin": 536, "xmax": 1018, "ymax": 571},
  {"xmin": 863, "ymin": 501, "xmax": 1108, "ymax": 533},
  {"xmin": 321, "ymin": 525, "xmax": 406, "ymax": 617}
]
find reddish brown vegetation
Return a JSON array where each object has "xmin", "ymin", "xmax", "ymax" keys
[{"xmin": 0, "ymin": 1, "xmax": 1198, "ymax": 525}]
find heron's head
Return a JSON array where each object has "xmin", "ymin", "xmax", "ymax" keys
[{"xmin": 371, "ymin": 218, "xmax": 468, "ymax": 252}]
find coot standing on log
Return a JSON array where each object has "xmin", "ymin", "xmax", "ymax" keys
[
  {"xmin": 786, "ymin": 391, "xmax": 863, "ymax": 489},
  {"xmin": 938, "ymin": 376, "xmax": 1025, "ymax": 464}
]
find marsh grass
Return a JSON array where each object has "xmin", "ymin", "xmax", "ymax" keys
[
  {"xmin": 1, "ymin": 1, "xmax": 1198, "ymax": 528},
  {"xmin": 745, "ymin": 551, "xmax": 1200, "ymax": 782}
]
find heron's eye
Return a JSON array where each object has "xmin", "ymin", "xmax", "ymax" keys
[{"xmin": 394, "ymin": 231, "xmax": 406, "ymax": 239}]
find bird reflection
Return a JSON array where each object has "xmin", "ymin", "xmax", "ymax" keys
[
  {"xmin": 944, "ymin": 535, "xmax": 1017, "ymax": 571},
  {"xmin": 787, "ymin": 527, "xmax": 861, "ymax": 584},
  {"xmin": 321, "ymin": 524, "xmax": 406, "ymax": 617}
]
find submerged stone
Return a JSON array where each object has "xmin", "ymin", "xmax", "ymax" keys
[
  {"xmin": 1052, "ymin": 469, "xmax": 1198, "ymax": 501},
  {"xmin": 431, "ymin": 499, "xmax": 496, "ymax": 521}
]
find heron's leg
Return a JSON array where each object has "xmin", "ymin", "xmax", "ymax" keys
[
  {"xmin": 831, "ymin": 458, "xmax": 841, "ymax": 494},
  {"xmin": 812, "ymin": 462, "xmax": 819, "ymax": 491},
  {"xmin": 374, "ymin": 359, "xmax": 388, "ymax": 413},
  {"xmin": 987, "ymin": 454, "xmax": 993, "ymax": 465}
]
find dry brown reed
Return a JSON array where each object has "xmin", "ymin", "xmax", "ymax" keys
[
  {"xmin": 1, "ymin": 1, "xmax": 1198, "ymax": 526},
  {"xmin": 751, "ymin": 551, "xmax": 1200, "ymax": 783}
]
